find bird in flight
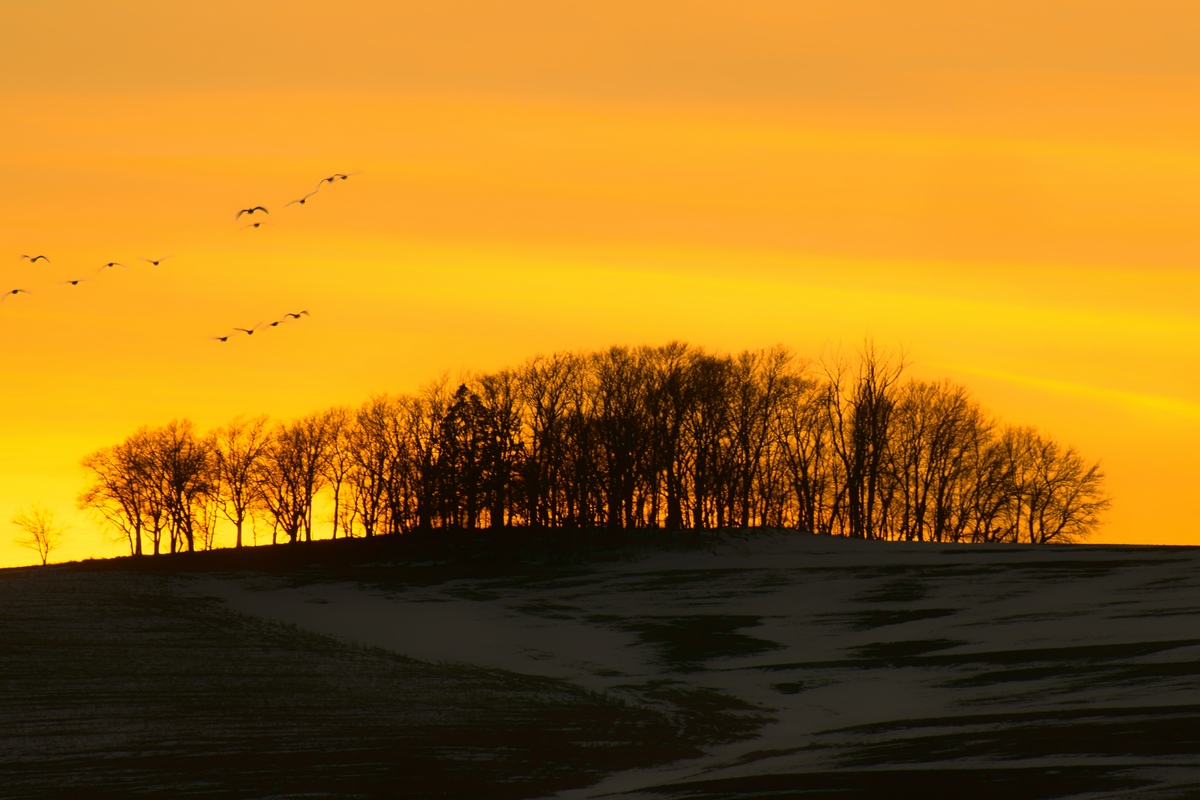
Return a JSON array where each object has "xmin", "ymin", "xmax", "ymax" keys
[
  {"xmin": 285, "ymin": 191, "xmax": 318, "ymax": 207},
  {"xmin": 59, "ymin": 279, "xmax": 89, "ymax": 286},
  {"xmin": 211, "ymin": 335, "xmax": 230, "ymax": 342},
  {"xmin": 283, "ymin": 310, "xmax": 310, "ymax": 319},
  {"xmin": 239, "ymin": 221, "xmax": 271, "ymax": 231},
  {"xmin": 143, "ymin": 256, "xmax": 171, "ymax": 266},
  {"xmin": 2, "ymin": 288, "xmax": 31, "ymax": 301},
  {"xmin": 316, "ymin": 173, "xmax": 357, "ymax": 190},
  {"xmin": 233, "ymin": 325, "xmax": 261, "ymax": 336},
  {"xmin": 20, "ymin": 255, "xmax": 49, "ymax": 264},
  {"xmin": 100, "ymin": 261, "xmax": 127, "ymax": 271},
  {"xmin": 235, "ymin": 206, "xmax": 269, "ymax": 220}
]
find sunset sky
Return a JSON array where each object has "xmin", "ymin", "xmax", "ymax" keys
[{"xmin": 3, "ymin": 1, "xmax": 1200, "ymax": 565}]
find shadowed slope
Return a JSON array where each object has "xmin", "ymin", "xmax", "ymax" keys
[{"xmin": 0, "ymin": 567, "xmax": 748, "ymax": 799}]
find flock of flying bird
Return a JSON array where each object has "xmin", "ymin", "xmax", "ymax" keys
[{"xmin": 4, "ymin": 172, "xmax": 358, "ymax": 341}]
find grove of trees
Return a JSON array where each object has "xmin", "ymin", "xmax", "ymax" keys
[{"xmin": 78, "ymin": 342, "xmax": 1111, "ymax": 555}]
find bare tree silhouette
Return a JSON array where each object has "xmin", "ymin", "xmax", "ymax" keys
[
  {"xmin": 11, "ymin": 504, "xmax": 65, "ymax": 565},
  {"xmin": 80, "ymin": 434, "xmax": 153, "ymax": 556},
  {"xmin": 322, "ymin": 407, "xmax": 355, "ymax": 539},
  {"xmin": 146, "ymin": 420, "xmax": 212, "ymax": 553},
  {"xmin": 213, "ymin": 415, "xmax": 271, "ymax": 548}
]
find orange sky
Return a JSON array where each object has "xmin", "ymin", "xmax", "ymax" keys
[{"xmin": 3, "ymin": 1, "xmax": 1200, "ymax": 565}]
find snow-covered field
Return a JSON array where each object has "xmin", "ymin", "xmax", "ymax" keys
[{"xmin": 5, "ymin": 530, "xmax": 1200, "ymax": 798}]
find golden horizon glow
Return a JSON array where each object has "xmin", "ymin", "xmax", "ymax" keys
[{"xmin": 3, "ymin": 2, "xmax": 1200, "ymax": 565}]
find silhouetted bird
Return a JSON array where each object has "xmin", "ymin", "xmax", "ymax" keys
[
  {"xmin": 2, "ymin": 288, "xmax": 31, "ymax": 301},
  {"xmin": 233, "ymin": 325, "xmax": 260, "ymax": 336},
  {"xmin": 316, "ymin": 173, "xmax": 357, "ymax": 190},
  {"xmin": 239, "ymin": 222, "xmax": 271, "ymax": 231},
  {"xmin": 143, "ymin": 256, "xmax": 171, "ymax": 266},
  {"xmin": 235, "ymin": 206, "xmax": 269, "ymax": 220},
  {"xmin": 211, "ymin": 335, "xmax": 230, "ymax": 342},
  {"xmin": 59, "ymin": 279, "xmax": 88, "ymax": 286},
  {"xmin": 20, "ymin": 255, "xmax": 49, "ymax": 264},
  {"xmin": 285, "ymin": 191, "xmax": 318, "ymax": 207},
  {"xmin": 100, "ymin": 261, "xmax": 127, "ymax": 270},
  {"xmin": 283, "ymin": 310, "xmax": 310, "ymax": 319}
]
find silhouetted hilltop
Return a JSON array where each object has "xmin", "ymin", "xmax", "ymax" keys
[
  {"xmin": 75, "ymin": 341, "xmax": 1110, "ymax": 567},
  {"xmin": 61, "ymin": 525, "xmax": 739, "ymax": 578}
]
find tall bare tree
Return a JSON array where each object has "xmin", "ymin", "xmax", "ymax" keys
[
  {"xmin": 214, "ymin": 415, "xmax": 270, "ymax": 548},
  {"xmin": 147, "ymin": 420, "xmax": 213, "ymax": 553},
  {"xmin": 1005, "ymin": 426, "xmax": 1111, "ymax": 544},
  {"xmin": 405, "ymin": 377, "xmax": 450, "ymax": 532},
  {"xmin": 347, "ymin": 395, "xmax": 401, "ymax": 537},
  {"xmin": 519, "ymin": 353, "xmax": 577, "ymax": 527},
  {"xmin": 79, "ymin": 436, "xmax": 151, "ymax": 556},
  {"xmin": 592, "ymin": 346, "xmax": 652, "ymax": 530},
  {"xmin": 777, "ymin": 371, "xmax": 835, "ymax": 533},
  {"xmin": 886, "ymin": 381, "xmax": 981, "ymax": 542},
  {"xmin": 474, "ymin": 370, "xmax": 525, "ymax": 529},
  {"xmin": 319, "ymin": 407, "xmax": 354, "ymax": 539},
  {"xmin": 255, "ymin": 422, "xmax": 308, "ymax": 544},
  {"xmin": 824, "ymin": 343, "xmax": 905, "ymax": 539},
  {"xmin": 78, "ymin": 427, "xmax": 176, "ymax": 555},
  {"xmin": 295, "ymin": 411, "xmax": 334, "ymax": 542},
  {"xmin": 641, "ymin": 342, "xmax": 695, "ymax": 530}
]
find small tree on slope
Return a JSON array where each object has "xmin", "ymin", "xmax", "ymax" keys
[{"xmin": 12, "ymin": 504, "xmax": 66, "ymax": 566}]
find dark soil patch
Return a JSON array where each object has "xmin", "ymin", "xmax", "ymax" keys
[
  {"xmin": 0, "ymin": 568, "xmax": 739, "ymax": 799},
  {"xmin": 833, "ymin": 705, "xmax": 1200, "ymax": 766},
  {"xmin": 838, "ymin": 607, "xmax": 958, "ymax": 631},
  {"xmin": 603, "ymin": 614, "xmax": 783, "ymax": 670},
  {"xmin": 634, "ymin": 766, "xmax": 1148, "ymax": 799}
]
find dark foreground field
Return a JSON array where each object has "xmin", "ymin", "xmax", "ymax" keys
[{"xmin": 3, "ymin": 529, "xmax": 1200, "ymax": 798}]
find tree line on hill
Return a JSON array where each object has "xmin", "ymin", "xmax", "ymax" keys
[{"xmin": 77, "ymin": 342, "xmax": 1110, "ymax": 556}]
